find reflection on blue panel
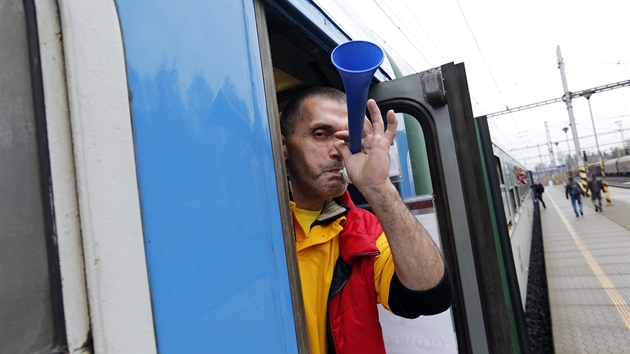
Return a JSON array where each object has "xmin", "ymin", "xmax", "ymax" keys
[{"xmin": 117, "ymin": 1, "xmax": 297, "ymax": 352}]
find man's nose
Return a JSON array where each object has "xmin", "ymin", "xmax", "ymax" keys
[{"xmin": 328, "ymin": 137, "xmax": 342, "ymax": 158}]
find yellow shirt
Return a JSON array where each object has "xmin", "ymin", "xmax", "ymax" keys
[{"xmin": 293, "ymin": 204, "xmax": 395, "ymax": 354}]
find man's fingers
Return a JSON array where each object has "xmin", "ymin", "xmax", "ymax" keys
[
  {"xmin": 362, "ymin": 116, "xmax": 373, "ymax": 137},
  {"xmin": 333, "ymin": 138, "xmax": 353, "ymax": 161},
  {"xmin": 384, "ymin": 109, "xmax": 398, "ymax": 140},
  {"xmin": 367, "ymin": 99, "xmax": 384, "ymax": 134},
  {"xmin": 334, "ymin": 130, "xmax": 349, "ymax": 142}
]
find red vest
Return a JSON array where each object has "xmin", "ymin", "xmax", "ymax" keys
[{"xmin": 327, "ymin": 191, "xmax": 385, "ymax": 354}]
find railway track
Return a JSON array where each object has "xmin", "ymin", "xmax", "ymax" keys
[{"xmin": 605, "ymin": 176, "xmax": 630, "ymax": 189}]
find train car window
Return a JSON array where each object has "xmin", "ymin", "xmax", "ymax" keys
[
  {"xmin": 495, "ymin": 156, "xmax": 505, "ymax": 185},
  {"xmin": 0, "ymin": 0, "xmax": 58, "ymax": 352},
  {"xmin": 509, "ymin": 189, "xmax": 518, "ymax": 219},
  {"xmin": 496, "ymin": 156, "xmax": 512, "ymax": 231}
]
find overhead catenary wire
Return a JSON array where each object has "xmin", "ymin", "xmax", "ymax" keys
[
  {"xmin": 369, "ymin": 30, "xmax": 418, "ymax": 74},
  {"xmin": 510, "ymin": 129, "xmax": 630, "ymax": 152},
  {"xmin": 374, "ymin": 0, "xmax": 439, "ymax": 66},
  {"xmin": 370, "ymin": 0, "xmax": 433, "ymax": 67},
  {"xmin": 517, "ymin": 138, "xmax": 627, "ymax": 166},
  {"xmin": 486, "ymin": 80, "xmax": 630, "ymax": 118},
  {"xmin": 453, "ymin": 0, "xmax": 507, "ymax": 107},
  {"xmin": 565, "ymin": 60, "xmax": 629, "ymax": 66},
  {"xmin": 510, "ymin": 130, "xmax": 629, "ymax": 168},
  {"xmin": 368, "ymin": 0, "xmax": 485, "ymax": 112},
  {"xmin": 398, "ymin": 0, "xmax": 448, "ymax": 64},
  {"xmin": 348, "ymin": 0, "xmax": 627, "ymax": 163},
  {"xmin": 489, "ymin": 119, "xmax": 514, "ymax": 145},
  {"xmin": 452, "ymin": 0, "xmax": 528, "ymax": 147}
]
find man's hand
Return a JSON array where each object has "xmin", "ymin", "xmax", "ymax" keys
[
  {"xmin": 333, "ymin": 99, "xmax": 445, "ymax": 291},
  {"xmin": 333, "ymin": 99, "xmax": 397, "ymax": 195}
]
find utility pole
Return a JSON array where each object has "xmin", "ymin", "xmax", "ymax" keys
[
  {"xmin": 583, "ymin": 92, "xmax": 612, "ymax": 205},
  {"xmin": 536, "ymin": 143, "xmax": 544, "ymax": 169},
  {"xmin": 557, "ymin": 46, "xmax": 582, "ymax": 166},
  {"xmin": 582, "ymin": 90, "xmax": 612, "ymax": 204},
  {"xmin": 545, "ymin": 121, "xmax": 555, "ymax": 167},
  {"xmin": 563, "ymin": 127, "xmax": 572, "ymax": 170},
  {"xmin": 583, "ymin": 91, "xmax": 602, "ymax": 161}
]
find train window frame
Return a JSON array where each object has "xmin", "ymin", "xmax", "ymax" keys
[
  {"xmin": 29, "ymin": 0, "xmax": 95, "ymax": 351},
  {"xmin": 495, "ymin": 156, "xmax": 513, "ymax": 232},
  {"xmin": 30, "ymin": 0, "xmax": 158, "ymax": 352},
  {"xmin": 253, "ymin": 1, "xmax": 311, "ymax": 352},
  {"xmin": 257, "ymin": 2, "xmax": 477, "ymax": 351},
  {"xmin": 256, "ymin": 4, "xmax": 460, "ymax": 350}
]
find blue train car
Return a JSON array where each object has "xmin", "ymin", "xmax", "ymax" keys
[{"xmin": 1, "ymin": 1, "xmax": 533, "ymax": 353}]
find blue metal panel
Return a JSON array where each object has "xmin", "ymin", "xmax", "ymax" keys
[{"xmin": 117, "ymin": 1, "xmax": 297, "ymax": 352}]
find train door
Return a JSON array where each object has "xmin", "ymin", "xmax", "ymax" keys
[{"xmin": 369, "ymin": 68, "xmax": 527, "ymax": 353}]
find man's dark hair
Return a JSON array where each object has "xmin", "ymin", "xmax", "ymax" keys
[
  {"xmin": 568, "ymin": 177, "xmax": 574, "ymax": 181},
  {"xmin": 280, "ymin": 87, "xmax": 346, "ymax": 137}
]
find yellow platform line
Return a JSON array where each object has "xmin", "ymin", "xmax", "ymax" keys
[{"xmin": 547, "ymin": 195, "xmax": 630, "ymax": 332}]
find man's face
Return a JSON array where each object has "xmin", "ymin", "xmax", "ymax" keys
[{"xmin": 283, "ymin": 96, "xmax": 348, "ymax": 208}]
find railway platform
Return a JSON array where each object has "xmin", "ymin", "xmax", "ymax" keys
[{"xmin": 541, "ymin": 184, "xmax": 630, "ymax": 353}]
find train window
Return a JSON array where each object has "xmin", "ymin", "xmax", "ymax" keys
[
  {"xmin": 0, "ymin": 0, "xmax": 58, "ymax": 352},
  {"xmin": 496, "ymin": 156, "xmax": 512, "ymax": 230},
  {"xmin": 495, "ymin": 156, "xmax": 505, "ymax": 185},
  {"xmin": 510, "ymin": 189, "xmax": 518, "ymax": 219},
  {"xmin": 504, "ymin": 162, "xmax": 512, "ymax": 187},
  {"xmin": 261, "ymin": 3, "xmax": 449, "ymax": 350},
  {"xmin": 391, "ymin": 113, "xmax": 434, "ymax": 198}
]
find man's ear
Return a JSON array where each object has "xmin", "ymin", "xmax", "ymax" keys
[{"xmin": 282, "ymin": 135, "xmax": 288, "ymax": 161}]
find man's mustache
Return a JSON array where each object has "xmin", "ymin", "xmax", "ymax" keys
[{"xmin": 321, "ymin": 162, "xmax": 344, "ymax": 172}]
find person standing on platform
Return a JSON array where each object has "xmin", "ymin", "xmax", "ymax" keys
[
  {"xmin": 565, "ymin": 176, "xmax": 584, "ymax": 217},
  {"xmin": 585, "ymin": 173, "xmax": 604, "ymax": 212},
  {"xmin": 534, "ymin": 180, "xmax": 546, "ymax": 209}
]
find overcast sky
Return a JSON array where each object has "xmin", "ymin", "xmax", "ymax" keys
[{"xmin": 339, "ymin": 0, "xmax": 629, "ymax": 169}]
